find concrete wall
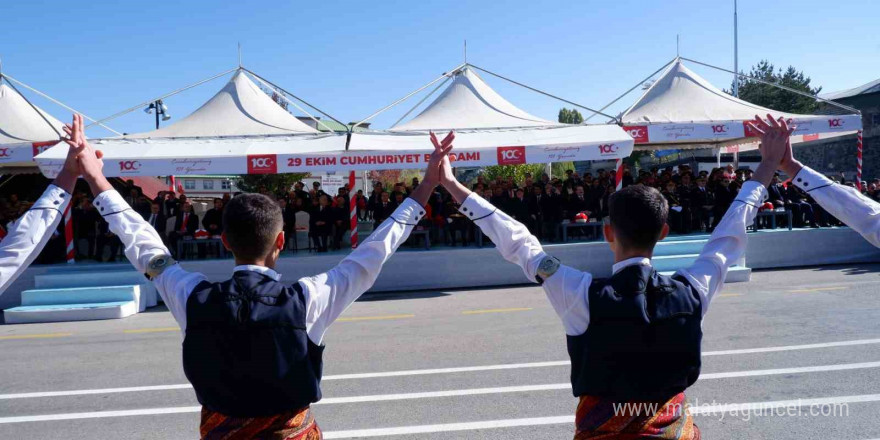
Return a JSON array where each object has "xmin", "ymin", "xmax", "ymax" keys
[{"xmin": 3, "ymin": 227, "xmax": 879, "ymax": 311}]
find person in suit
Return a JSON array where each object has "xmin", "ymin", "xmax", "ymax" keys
[
  {"xmin": 373, "ymin": 191, "xmax": 394, "ymax": 232},
  {"xmin": 568, "ymin": 186, "xmax": 591, "ymax": 220},
  {"xmin": 331, "ymin": 195, "xmax": 350, "ymax": 250},
  {"xmin": 786, "ymin": 183, "xmax": 817, "ymax": 228},
  {"xmin": 691, "ymin": 177, "xmax": 713, "ymax": 231},
  {"xmin": 662, "ymin": 181, "xmax": 684, "ymax": 233},
  {"xmin": 278, "ymin": 198, "xmax": 297, "ymax": 250},
  {"xmin": 95, "ymin": 216, "xmax": 121, "ymax": 262},
  {"xmin": 508, "ymin": 188, "xmax": 530, "ymax": 226},
  {"xmin": 309, "ymin": 195, "xmax": 333, "ymax": 252},
  {"xmin": 143, "ymin": 201, "xmax": 167, "ymax": 241},
  {"xmin": 202, "ymin": 198, "xmax": 225, "ymax": 236},
  {"xmin": 168, "ymin": 202, "xmax": 198, "ymax": 258},
  {"xmin": 541, "ymin": 184, "xmax": 564, "ymax": 241},
  {"xmin": 710, "ymin": 174, "xmax": 736, "ymax": 230}
]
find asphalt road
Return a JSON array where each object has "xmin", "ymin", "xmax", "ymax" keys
[{"xmin": 1, "ymin": 263, "xmax": 879, "ymax": 439}]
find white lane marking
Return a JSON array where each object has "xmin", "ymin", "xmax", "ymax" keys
[
  {"xmin": 317, "ymin": 383, "xmax": 570, "ymax": 405},
  {"xmin": 3, "ymin": 360, "xmax": 880, "ymax": 424},
  {"xmin": 322, "ymin": 416, "xmax": 576, "ymax": 439},
  {"xmin": 0, "ymin": 406, "xmax": 201, "ymax": 424},
  {"xmin": 0, "ymin": 384, "xmax": 194, "ymax": 400},
  {"xmin": 3, "ymin": 338, "xmax": 880, "ymax": 400},
  {"xmin": 323, "ymin": 360, "xmax": 568, "ymax": 381},
  {"xmin": 323, "ymin": 393, "xmax": 880, "ymax": 438},
  {"xmin": 702, "ymin": 338, "xmax": 880, "ymax": 356},
  {"xmin": 700, "ymin": 361, "xmax": 880, "ymax": 379}
]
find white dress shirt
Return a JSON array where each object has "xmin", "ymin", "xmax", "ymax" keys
[
  {"xmin": 0, "ymin": 185, "xmax": 71, "ymax": 295},
  {"xmin": 93, "ymin": 189, "xmax": 425, "ymax": 344},
  {"xmin": 458, "ymin": 180, "xmax": 767, "ymax": 336},
  {"xmin": 791, "ymin": 166, "xmax": 880, "ymax": 248}
]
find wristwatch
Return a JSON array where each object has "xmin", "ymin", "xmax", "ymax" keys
[
  {"xmin": 146, "ymin": 254, "xmax": 177, "ymax": 280},
  {"xmin": 535, "ymin": 256, "xmax": 561, "ymax": 285}
]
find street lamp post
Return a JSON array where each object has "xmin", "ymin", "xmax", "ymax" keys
[{"xmin": 144, "ymin": 99, "xmax": 171, "ymax": 129}]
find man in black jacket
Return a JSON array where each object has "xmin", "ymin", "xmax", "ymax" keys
[{"xmin": 201, "ymin": 198, "xmax": 224, "ymax": 236}]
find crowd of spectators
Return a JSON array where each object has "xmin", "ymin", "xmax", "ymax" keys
[{"xmin": 4, "ymin": 163, "xmax": 867, "ymax": 263}]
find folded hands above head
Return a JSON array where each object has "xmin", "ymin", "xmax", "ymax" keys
[{"xmin": 744, "ymin": 113, "xmax": 798, "ymax": 187}]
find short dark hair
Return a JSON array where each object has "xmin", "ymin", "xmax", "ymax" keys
[
  {"xmin": 222, "ymin": 194, "xmax": 283, "ymax": 261},
  {"xmin": 609, "ymin": 185, "xmax": 668, "ymax": 250}
]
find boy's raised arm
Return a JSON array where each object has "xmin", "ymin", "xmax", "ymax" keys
[
  {"xmin": 300, "ymin": 132, "xmax": 453, "ymax": 344},
  {"xmin": 678, "ymin": 114, "xmax": 787, "ymax": 316},
  {"xmin": 441, "ymin": 156, "xmax": 593, "ymax": 336},
  {"xmin": 72, "ymin": 114, "xmax": 202, "ymax": 329},
  {"xmin": 0, "ymin": 117, "xmax": 84, "ymax": 295}
]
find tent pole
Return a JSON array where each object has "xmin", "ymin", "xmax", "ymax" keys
[
  {"xmin": 352, "ymin": 64, "xmax": 466, "ymax": 130},
  {"xmin": 468, "ymin": 64, "xmax": 618, "ymax": 122},
  {"xmin": 733, "ymin": 0, "xmax": 739, "ymax": 98},
  {"xmin": 584, "ymin": 58, "xmax": 677, "ymax": 123}
]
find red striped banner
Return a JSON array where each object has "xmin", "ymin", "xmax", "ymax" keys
[
  {"xmin": 349, "ymin": 171, "xmax": 358, "ymax": 249},
  {"xmin": 63, "ymin": 203, "xmax": 74, "ymax": 264}
]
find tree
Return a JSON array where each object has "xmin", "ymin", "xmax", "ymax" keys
[
  {"xmin": 558, "ymin": 108, "xmax": 584, "ymax": 124},
  {"xmin": 729, "ymin": 60, "xmax": 821, "ymax": 114},
  {"xmin": 236, "ymin": 173, "xmax": 309, "ymax": 196}
]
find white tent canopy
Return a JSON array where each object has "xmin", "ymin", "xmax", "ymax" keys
[
  {"xmin": 346, "ymin": 66, "xmax": 633, "ymax": 168},
  {"xmin": 37, "ymin": 70, "xmax": 346, "ymax": 177},
  {"xmin": 37, "ymin": 65, "xmax": 633, "ymax": 177},
  {"xmin": 127, "ymin": 71, "xmax": 319, "ymax": 138},
  {"xmin": 619, "ymin": 59, "xmax": 862, "ymax": 152},
  {"xmin": 0, "ymin": 82, "xmax": 65, "ymax": 171},
  {"xmin": 390, "ymin": 67, "xmax": 555, "ymax": 131}
]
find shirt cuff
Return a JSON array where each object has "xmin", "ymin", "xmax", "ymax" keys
[
  {"xmin": 389, "ymin": 198, "xmax": 426, "ymax": 225},
  {"xmin": 735, "ymin": 180, "xmax": 769, "ymax": 207},
  {"xmin": 791, "ymin": 166, "xmax": 834, "ymax": 193},
  {"xmin": 458, "ymin": 193, "xmax": 497, "ymax": 221},
  {"xmin": 31, "ymin": 184, "xmax": 71, "ymax": 210},
  {"xmin": 93, "ymin": 190, "xmax": 131, "ymax": 217}
]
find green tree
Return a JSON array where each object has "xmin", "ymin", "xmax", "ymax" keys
[
  {"xmin": 558, "ymin": 108, "xmax": 584, "ymax": 124},
  {"xmin": 729, "ymin": 60, "xmax": 822, "ymax": 113},
  {"xmin": 235, "ymin": 173, "xmax": 309, "ymax": 196}
]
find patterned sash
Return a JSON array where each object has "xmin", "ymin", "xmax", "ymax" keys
[
  {"xmin": 199, "ymin": 406, "xmax": 321, "ymax": 440},
  {"xmin": 574, "ymin": 393, "xmax": 700, "ymax": 439}
]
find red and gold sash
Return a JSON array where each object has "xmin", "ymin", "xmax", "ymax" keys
[
  {"xmin": 574, "ymin": 393, "xmax": 699, "ymax": 439},
  {"xmin": 199, "ymin": 406, "xmax": 321, "ymax": 440}
]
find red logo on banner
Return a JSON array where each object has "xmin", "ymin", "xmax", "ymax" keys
[
  {"xmin": 711, "ymin": 124, "xmax": 728, "ymax": 134},
  {"xmin": 497, "ymin": 146, "xmax": 525, "ymax": 165},
  {"xmin": 247, "ymin": 154, "xmax": 278, "ymax": 174},
  {"xmin": 118, "ymin": 160, "xmax": 141, "ymax": 172},
  {"xmin": 623, "ymin": 125, "xmax": 649, "ymax": 143},
  {"xmin": 802, "ymin": 133, "xmax": 819, "ymax": 142},
  {"xmin": 0, "ymin": 148, "xmax": 10, "ymax": 158},
  {"xmin": 32, "ymin": 141, "xmax": 57, "ymax": 157},
  {"xmin": 828, "ymin": 118, "xmax": 845, "ymax": 128},
  {"xmin": 743, "ymin": 121, "xmax": 761, "ymax": 137},
  {"xmin": 598, "ymin": 144, "xmax": 618, "ymax": 156}
]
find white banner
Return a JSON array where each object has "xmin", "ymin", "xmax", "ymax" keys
[
  {"xmin": 623, "ymin": 114, "xmax": 863, "ymax": 146},
  {"xmin": 37, "ymin": 142, "xmax": 634, "ymax": 178}
]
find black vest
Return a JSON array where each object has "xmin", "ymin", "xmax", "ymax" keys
[
  {"xmin": 567, "ymin": 264, "xmax": 702, "ymax": 401},
  {"xmin": 183, "ymin": 271, "xmax": 324, "ymax": 417}
]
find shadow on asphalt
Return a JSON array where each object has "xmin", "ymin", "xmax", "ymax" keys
[{"xmin": 358, "ymin": 290, "xmax": 452, "ymax": 302}]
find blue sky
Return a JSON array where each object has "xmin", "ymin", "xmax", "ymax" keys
[{"xmin": 2, "ymin": 0, "xmax": 878, "ymax": 136}]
